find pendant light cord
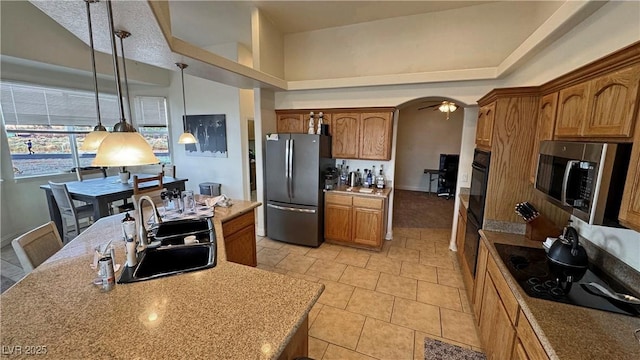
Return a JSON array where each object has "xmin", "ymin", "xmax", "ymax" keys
[
  {"xmin": 105, "ymin": 0, "xmax": 128, "ymax": 129},
  {"xmin": 85, "ymin": 0, "xmax": 104, "ymax": 130},
  {"xmin": 116, "ymin": 30, "xmax": 133, "ymax": 122},
  {"xmin": 178, "ymin": 63, "xmax": 188, "ymax": 120}
]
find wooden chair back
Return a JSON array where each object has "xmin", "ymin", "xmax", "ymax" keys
[
  {"xmin": 48, "ymin": 181, "xmax": 94, "ymax": 242},
  {"xmin": 75, "ymin": 167, "xmax": 107, "ymax": 181},
  {"xmin": 11, "ymin": 222, "xmax": 63, "ymax": 273},
  {"xmin": 133, "ymin": 173, "xmax": 164, "ymax": 195}
]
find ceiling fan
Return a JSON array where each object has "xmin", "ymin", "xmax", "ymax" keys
[{"xmin": 418, "ymin": 100, "xmax": 459, "ymax": 120}]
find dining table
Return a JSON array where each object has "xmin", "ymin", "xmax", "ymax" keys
[{"xmin": 40, "ymin": 174, "xmax": 187, "ymax": 239}]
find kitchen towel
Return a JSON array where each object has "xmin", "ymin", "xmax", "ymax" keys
[{"xmin": 424, "ymin": 337, "xmax": 486, "ymax": 360}]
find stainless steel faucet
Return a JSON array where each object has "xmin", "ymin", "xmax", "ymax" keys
[{"xmin": 136, "ymin": 195, "xmax": 163, "ymax": 249}]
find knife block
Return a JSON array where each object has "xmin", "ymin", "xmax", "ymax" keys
[{"xmin": 525, "ymin": 214, "xmax": 563, "ymax": 242}]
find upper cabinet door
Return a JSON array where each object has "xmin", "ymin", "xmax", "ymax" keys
[
  {"xmin": 584, "ymin": 65, "xmax": 640, "ymax": 138},
  {"xmin": 530, "ymin": 92, "xmax": 558, "ymax": 183},
  {"xmin": 476, "ymin": 103, "xmax": 495, "ymax": 150},
  {"xmin": 332, "ymin": 113, "xmax": 360, "ymax": 159},
  {"xmin": 359, "ymin": 112, "xmax": 393, "ymax": 160},
  {"xmin": 619, "ymin": 128, "xmax": 640, "ymax": 231},
  {"xmin": 276, "ymin": 113, "xmax": 305, "ymax": 133},
  {"xmin": 555, "ymin": 82, "xmax": 591, "ymax": 137}
]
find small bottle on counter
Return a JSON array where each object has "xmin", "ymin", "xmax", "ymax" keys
[
  {"xmin": 121, "ymin": 212, "xmax": 136, "ymax": 241},
  {"xmin": 376, "ymin": 165, "xmax": 386, "ymax": 189},
  {"xmin": 126, "ymin": 236, "xmax": 137, "ymax": 267},
  {"xmin": 356, "ymin": 169, "xmax": 362, "ymax": 186},
  {"xmin": 366, "ymin": 169, "xmax": 373, "ymax": 188}
]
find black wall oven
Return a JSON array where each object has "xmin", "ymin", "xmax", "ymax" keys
[{"xmin": 464, "ymin": 149, "xmax": 490, "ymax": 277}]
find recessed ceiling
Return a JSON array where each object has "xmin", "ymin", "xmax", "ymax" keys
[{"xmin": 169, "ymin": 1, "xmax": 496, "ymax": 49}]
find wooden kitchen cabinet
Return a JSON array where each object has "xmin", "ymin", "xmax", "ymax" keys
[
  {"xmin": 555, "ymin": 64, "xmax": 640, "ymax": 139},
  {"xmin": 516, "ymin": 310, "xmax": 549, "ymax": 360},
  {"xmin": 325, "ymin": 192, "xmax": 387, "ymax": 250},
  {"xmin": 473, "ymin": 239, "xmax": 489, "ymax": 321},
  {"xmin": 331, "ymin": 113, "xmax": 360, "ymax": 158},
  {"xmin": 456, "ymin": 198, "xmax": 475, "ymax": 302},
  {"xmin": 276, "ymin": 112, "xmax": 305, "ymax": 133},
  {"xmin": 530, "ymin": 93, "xmax": 558, "ymax": 183},
  {"xmin": 222, "ymin": 210, "xmax": 257, "ymax": 267},
  {"xmin": 325, "ymin": 201, "xmax": 353, "ymax": 243},
  {"xmin": 478, "ymin": 272, "xmax": 516, "ymax": 360},
  {"xmin": 332, "ymin": 111, "xmax": 393, "ymax": 160},
  {"xmin": 619, "ymin": 122, "xmax": 640, "ymax": 231},
  {"xmin": 584, "ymin": 65, "xmax": 640, "ymax": 137},
  {"xmin": 359, "ymin": 112, "xmax": 393, "ymax": 160},
  {"xmin": 475, "ymin": 102, "xmax": 496, "ymax": 150},
  {"xmin": 555, "ymin": 82, "xmax": 590, "ymax": 137}
]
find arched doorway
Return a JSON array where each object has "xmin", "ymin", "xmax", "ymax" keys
[{"xmin": 392, "ymin": 97, "xmax": 465, "ymax": 230}]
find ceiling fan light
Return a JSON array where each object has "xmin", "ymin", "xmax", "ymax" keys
[{"xmin": 178, "ymin": 132, "xmax": 197, "ymax": 144}]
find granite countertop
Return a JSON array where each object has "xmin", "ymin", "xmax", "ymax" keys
[
  {"xmin": 1, "ymin": 201, "xmax": 324, "ymax": 359},
  {"xmin": 326, "ymin": 185, "xmax": 392, "ymax": 198},
  {"xmin": 480, "ymin": 230, "xmax": 640, "ymax": 360}
]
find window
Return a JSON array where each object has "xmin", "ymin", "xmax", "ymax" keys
[
  {"xmin": 1, "ymin": 82, "xmax": 171, "ymax": 177},
  {"xmin": 134, "ymin": 96, "xmax": 170, "ymax": 164}
]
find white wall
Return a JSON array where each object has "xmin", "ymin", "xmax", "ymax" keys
[
  {"xmin": 395, "ymin": 106, "xmax": 463, "ymax": 192},
  {"xmin": 251, "ymin": 7, "xmax": 284, "ymax": 78},
  {"xmin": 254, "ymin": 88, "xmax": 277, "ymax": 236},
  {"xmin": 283, "ymin": 2, "xmax": 559, "ymax": 81}
]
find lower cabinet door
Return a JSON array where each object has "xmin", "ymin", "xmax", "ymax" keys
[
  {"xmin": 479, "ymin": 274, "xmax": 516, "ymax": 360},
  {"xmin": 325, "ymin": 203, "xmax": 352, "ymax": 243},
  {"xmin": 352, "ymin": 207, "xmax": 382, "ymax": 247},
  {"xmin": 224, "ymin": 225, "xmax": 257, "ymax": 267}
]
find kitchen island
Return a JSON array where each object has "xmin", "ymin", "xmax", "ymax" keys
[{"xmin": 0, "ymin": 201, "xmax": 323, "ymax": 359}]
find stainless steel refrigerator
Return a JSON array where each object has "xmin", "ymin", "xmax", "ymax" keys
[{"xmin": 266, "ymin": 134, "xmax": 334, "ymax": 247}]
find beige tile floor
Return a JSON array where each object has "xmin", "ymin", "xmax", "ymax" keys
[
  {"xmin": 2, "ymin": 225, "xmax": 484, "ymax": 359},
  {"xmin": 256, "ymin": 228, "xmax": 483, "ymax": 360}
]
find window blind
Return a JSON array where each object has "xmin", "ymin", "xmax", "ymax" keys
[
  {"xmin": 0, "ymin": 82, "xmax": 121, "ymax": 127},
  {"xmin": 134, "ymin": 96, "xmax": 168, "ymax": 127}
]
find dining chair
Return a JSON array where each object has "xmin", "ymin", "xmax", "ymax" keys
[
  {"xmin": 11, "ymin": 221, "xmax": 63, "ymax": 273},
  {"xmin": 133, "ymin": 173, "xmax": 164, "ymax": 195},
  {"xmin": 74, "ymin": 166, "xmax": 107, "ymax": 181},
  {"xmin": 48, "ymin": 181, "xmax": 94, "ymax": 243}
]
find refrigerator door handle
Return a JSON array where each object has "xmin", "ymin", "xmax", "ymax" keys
[
  {"xmin": 284, "ymin": 139, "xmax": 290, "ymax": 198},
  {"xmin": 267, "ymin": 203, "xmax": 316, "ymax": 214},
  {"xmin": 289, "ymin": 139, "xmax": 294, "ymax": 198}
]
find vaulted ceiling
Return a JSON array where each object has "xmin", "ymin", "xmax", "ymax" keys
[{"xmin": 22, "ymin": 1, "xmax": 607, "ymax": 90}]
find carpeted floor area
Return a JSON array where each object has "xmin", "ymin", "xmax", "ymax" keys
[{"xmin": 393, "ymin": 189, "xmax": 455, "ymax": 229}]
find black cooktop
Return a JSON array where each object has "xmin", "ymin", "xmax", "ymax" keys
[{"xmin": 494, "ymin": 243, "xmax": 640, "ymax": 317}]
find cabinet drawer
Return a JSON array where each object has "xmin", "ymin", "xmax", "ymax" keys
[
  {"xmin": 222, "ymin": 211, "xmax": 255, "ymax": 235},
  {"xmin": 353, "ymin": 196, "xmax": 383, "ymax": 209},
  {"xmin": 326, "ymin": 193, "xmax": 353, "ymax": 206},
  {"xmin": 487, "ymin": 255, "xmax": 519, "ymax": 324},
  {"xmin": 517, "ymin": 310, "xmax": 549, "ymax": 360}
]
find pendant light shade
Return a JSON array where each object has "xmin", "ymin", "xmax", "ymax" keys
[
  {"xmin": 176, "ymin": 62, "xmax": 197, "ymax": 144},
  {"xmin": 92, "ymin": 0, "xmax": 159, "ymax": 167},
  {"xmin": 79, "ymin": 0, "xmax": 108, "ymax": 151},
  {"xmin": 92, "ymin": 132, "xmax": 160, "ymax": 166},
  {"xmin": 178, "ymin": 132, "xmax": 197, "ymax": 144}
]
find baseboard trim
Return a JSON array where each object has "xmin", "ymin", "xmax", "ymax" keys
[{"xmin": 395, "ymin": 185, "xmax": 430, "ymax": 192}]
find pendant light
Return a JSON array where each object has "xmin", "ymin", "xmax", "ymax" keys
[
  {"xmin": 176, "ymin": 63, "xmax": 197, "ymax": 144},
  {"xmin": 92, "ymin": 0, "xmax": 159, "ymax": 171},
  {"xmin": 438, "ymin": 101, "xmax": 458, "ymax": 120},
  {"xmin": 79, "ymin": 0, "xmax": 108, "ymax": 151}
]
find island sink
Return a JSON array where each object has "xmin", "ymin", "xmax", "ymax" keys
[{"xmin": 118, "ymin": 218, "xmax": 217, "ymax": 283}]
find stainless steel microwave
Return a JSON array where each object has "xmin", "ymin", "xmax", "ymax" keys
[{"xmin": 534, "ymin": 141, "xmax": 631, "ymax": 225}]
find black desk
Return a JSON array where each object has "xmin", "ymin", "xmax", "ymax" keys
[{"xmin": 40, "ymin": 175, "xmax": 187, "ymax": 238}]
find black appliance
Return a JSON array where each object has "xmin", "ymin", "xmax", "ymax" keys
[
  {"xmin": 324, "ymin": 167, "xmax": 338, "ymax": 190},
  {"xmin": 494, "ymin": 243, "xmax": 640, "ymax": 317},
  {"xmin": 535, "ymin": 141, "xmax": 631, "ymax": 226},
  {"xmin": 265, "ymin": 134, "xmax": 334, "ymax": 247},
  {"xmin": 437, "ymin": 154, "xmax": 459, "ymax": 199},
  {"xmin": 464, "ymin": 149, "xmax": 490, "ymax": 276}
]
